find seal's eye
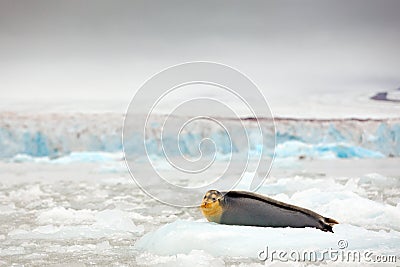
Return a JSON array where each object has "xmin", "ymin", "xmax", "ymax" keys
[
  {"xmin": 212, "ymin": 197, "xmax": 216, "ymax": 201},
  {"xmin": 203, "ymin": 196, "xmax": 206, "ymax": 199}
]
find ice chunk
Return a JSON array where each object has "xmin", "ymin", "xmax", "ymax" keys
[
  {"xmin": 8, "ymin": 184, "xmax": 45, "ymax": 203},
  {"xmin": 0, "ymin": 203, "xmax": 17, "ymax": 215},
  {"xmin": 135, "ymin": 220, "xmax": 400, "ymax": 259},
  {"xmin": 10, "ymin": 154, "xmax": 50, "ymax": 163},
  {"xmin": 135, "ymin": 250, "xmax": 225, "ymax": 267},
  {"xmin": 303, "ymin": 189, "xmax": 400, "ymax": 231},
  {"xmin": 257, "ymin": 176, "xmax": 345, "ymax": 197},
  {"xmin": 52, "ymin": 152, "xmax": 122, "ymax": 164},
  {"xmin": 94, "ymin": 209, "xmax": 141, "ymax": 232},
  {"xmin": 359, "ymin": 173, "xmax": 399, "ymax": 188},
  {"xmin": 97, "ymin": 162, "xmax": 128, "ymax": 173},
  {"xmin": 10, "ymin": 152, "xmax": 122, "ymax": 164},
  {"xmin": 36, "ymin": 207, "xmax": 95, "ymax": 225},
  {"xmin": 257, "ymin": 181, "xmax": 400, "ymax": 231},
  {"xmin": 9, "ymin": 209, "xmax": 144, "ymax": 240},
  {"xmin": 0, "ymin": 246, "xmax": 25, "ymax": 256}
]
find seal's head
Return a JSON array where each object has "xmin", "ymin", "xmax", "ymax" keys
[{"xmin": 200, "ymin": 190, "xmax": 224, "ymax": 222}]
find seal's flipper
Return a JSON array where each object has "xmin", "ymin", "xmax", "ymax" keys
[
  {"xmin": 319, "ymin": 217, "xmax": 339, "ymax": 232},
  {"xmin": 324, "ymin": 217, "xmax": 339, "ymax": 226}
]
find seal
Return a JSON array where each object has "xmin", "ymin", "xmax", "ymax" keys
[{"xmin": 200, "ymin": 190, "xmax": 338, "ymax": 232}]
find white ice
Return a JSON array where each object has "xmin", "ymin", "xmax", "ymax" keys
[
  {"xmin": 8, "ymin": 209, "xmax": 144, "ymax": 240},
  {"xmin": 135, "ymin": 220, "xmax": 400, "ymax": 259}
]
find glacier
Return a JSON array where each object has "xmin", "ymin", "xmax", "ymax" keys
[{"xmin": 1, "ymin": 113, "xmax": 399, "ymax": 159}]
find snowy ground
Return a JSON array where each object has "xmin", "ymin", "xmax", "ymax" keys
[{"xmin": 0, "ymin": 155, "xmax": 399, "ymax": 266}]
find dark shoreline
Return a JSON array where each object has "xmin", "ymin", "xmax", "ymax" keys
[{"xmin": 371, "ymin": 88, "xmax": 400, "ymax": 103}]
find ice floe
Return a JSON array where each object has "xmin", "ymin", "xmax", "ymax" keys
[{"xmin": 135, "ymin": 220, "xmax": 400, "ymax": 259}]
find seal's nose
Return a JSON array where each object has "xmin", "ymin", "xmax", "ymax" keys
[{"xmin": 201, "ymin": 202, "xmax": 208, "ymax": 208}]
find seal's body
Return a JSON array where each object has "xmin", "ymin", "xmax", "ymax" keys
[{"xmin": 200, "ymin": 190, "xmax": 338, "ymax": 233}]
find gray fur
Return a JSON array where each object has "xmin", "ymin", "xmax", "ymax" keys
[{"xmin": 218, "ymin": 190, "xmax": 337, "ymax": 232}]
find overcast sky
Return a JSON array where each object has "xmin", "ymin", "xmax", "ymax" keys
[{"xmin": 0, "ymin": 0, "xmax": 399, "ymax": 115}]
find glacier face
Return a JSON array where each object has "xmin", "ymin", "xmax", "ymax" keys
[{"xmin": 0, "ymin": 113, "xmax": 399, "ymax": 159}]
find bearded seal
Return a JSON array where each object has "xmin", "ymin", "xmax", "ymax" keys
[{"xmin": 200, "ymin": 190, "xmax": 338, "ymax": 232}]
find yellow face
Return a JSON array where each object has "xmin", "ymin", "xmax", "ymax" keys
[{"xmin": 200, "ymin": 190, "xmax": 223, "ymax": 222}]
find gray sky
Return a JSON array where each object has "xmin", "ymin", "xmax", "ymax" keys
[{"xmin": 0, "ymin": 0, "xmax": 399, "ymax": 115}]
